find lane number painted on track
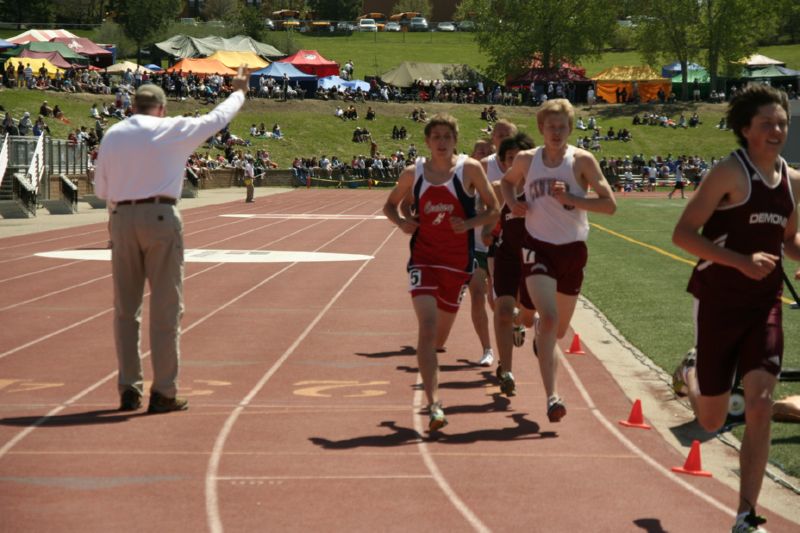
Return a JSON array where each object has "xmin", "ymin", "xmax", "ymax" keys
[
  {"xmin": 293, "ymin": 380, "xmax": 389, "ymax": 398},
  {"xmin": 0, "ymin": 378, "xmax": 62, "ymax": 393}
]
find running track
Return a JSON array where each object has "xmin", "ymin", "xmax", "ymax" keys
[{"xmin": 0, "ymin": 190, "xmax": 797, "ymax": 532}]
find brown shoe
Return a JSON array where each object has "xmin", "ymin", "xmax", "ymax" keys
[
  {"xmin": 119, "ymin": 389, "xmax": 142, "ymax": 411},
  {"xmin": 147, "ymin": 391, "xmax": 188, "ymax": 414}
]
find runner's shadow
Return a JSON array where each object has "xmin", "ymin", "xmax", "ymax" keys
[
  {"xmin": 355, "ymin": 345, "xmax": 416, "ymax": 358},
  {"xmin": 633, "ymin": 518, "xmax": 668, "ymax": 532},
  {"xmin": 0, "ymin": 409, "xmax": 147, "ymax": 427},
  {"xmin": 668, "ymin": 419, "xmax": 716, "ymax": 445},
  {"xmin": 430, "ymin": 413, "xmax": 557, "ymax": 444},
  {"xmin": 309, "ymin": 421, "xmax": 422, "ymax": 449},
  {"xmin": 439, "ymin": 378, "xmax": 493, "ymax": 390},
  {"xmin": 395, "ymin": 360, "xmax": 482, "ymax": 373},
  {"xmin": 443, "ymin": 394, "xmax": 511, "ymax": 414}
]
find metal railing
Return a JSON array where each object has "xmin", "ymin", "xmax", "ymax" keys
[
  {"xmin": 26, "ymin": 134, "xmax": 45, "ymax": 192},
  {"xmin": 5, "ymin": 135, "xmax": 88, "ymax": 200},
  {"xmin": 0, "ymin": 134, "xmax": 8, "ymax": 189}
]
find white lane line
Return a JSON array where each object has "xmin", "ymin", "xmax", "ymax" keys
[
  {"xmin": 559, "ymin": 354, "xmax": 736, "ymax": 518},
  {"xmin": 204, "ymin": 220, "xmax": 394, "ymax": 533},
  {"xmin": 0, "ymin": 201, "xmax": 364, "ymax": 351},
  {"xmin": 411, "ymin": 377, "xmax": 491, "ymax": 533},
  {"xmin": 0, "ymin": 204, "xmax": 382, "ymax": 460},
  {"xmin": 222, "ymin": 214, "xmax": 387, "ymax": 220},
  {"xmin": 215, "ymin": 475, "xmax": 433, "ymax": 481}
]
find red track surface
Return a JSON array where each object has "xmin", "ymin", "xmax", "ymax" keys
[{"xmin": 0, "ymin": 190, "xmax": 796, "ymax": 532}]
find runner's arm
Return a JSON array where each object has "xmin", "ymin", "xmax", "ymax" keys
[
  {"xmin": 555, "ymin": 150, "xmax": 616, "ymax": 214},
  {"xmin": 383, "ymin": 167, "xmax": 419, "ymax": 234},
  {"xmin": 500, "ymin": 150, "xmax": 532, "ymax": 217},
  {"xmin": 451, "ymin": 159, "xmax": 498, "ymax": 233},
  {"xmin": 784, "ymin": 169, "xmax": 800, "ymax": 274}
]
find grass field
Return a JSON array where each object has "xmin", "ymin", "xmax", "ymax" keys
[{"xmin": 583, "ymin": 197, "xmax": 800, "ymax": 477}]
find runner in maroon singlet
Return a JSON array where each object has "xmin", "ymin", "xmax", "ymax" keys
[
  {"xmin": 384, "ymin": 113, "xmax": 499, "ymax": 432},
  {"xmin": 672, "ymin": 84, "xmax": 800, "ymax": 533}
]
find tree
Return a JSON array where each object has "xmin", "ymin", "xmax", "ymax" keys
[
  {"xmin": 394, "ymin": 0, "xmax": 431, "ymax": 19},
  {"xmin": 201, "ymin": 0, "xmax": 239, "ymax": 21},
  {"xmin": 53, "ymin": 0, "xmax": 109, "ymax": 25},
  {"xmin": 457, "ymin": 0, "xmax": 617, "ymax": 81},
  {"xmin": 632, "ymin": 0, "xmax": 783, "ymax": 96},
  {"xmin": 0, "ymin": 0, "xmax": 55, "ymax": 29},
  {"xmin": 308, "ymin": 0, "xmax": 359, "ymax": 21},
  {"xmin": 115, "ymin": 0, "xmax": 181, "ymax": 65},
  {"xmin": 632, "ymin": 0, "xmax": 701, "ymax": 101}
]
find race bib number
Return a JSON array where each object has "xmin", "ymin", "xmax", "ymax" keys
[
  {"xmin": 522, "ymin": 247, "xmax": 536, "ymax": 265},
  {"xmin": 409, "ymin": 268, "xmax": 422, "ymax": 287}
]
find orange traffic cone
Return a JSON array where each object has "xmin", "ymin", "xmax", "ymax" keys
[
  {"xmin": 619, "ymin": 399, "xmax": 651, "ymax": 429},
  {"xmin": 671, "ymin": 440, "xmax": 712, "ymax": 477},
  {"xmin": 566, "ymin": 333, "xmax": 585, "ymax": 355}
]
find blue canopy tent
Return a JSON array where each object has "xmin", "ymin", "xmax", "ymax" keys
[
  {"xmin": 145, "ymin": 63, "xmax": 164, "ymax": 72},
  {"xmin": 0, "ymin": 39, "xmax": 14, "ymax": 49},
  {"xmin": 317, "ymin": 75, "xmax": 370, "ymax": 92},
  {"xmin": 250, "ymin": 62, "xmax": 317, "ymax": 96}
]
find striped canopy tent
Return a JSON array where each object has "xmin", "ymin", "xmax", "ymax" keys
[
  {"xmin": 51, "ymin": 37, "xmax": 113, "ymax": 67},
  {"xmin": 0, "ymin": 39, "xmax": 14, "ymax": 49},
  {"xmin": 206, "ymin": 50, "xmax": 268, "ymax": 70},
  {"xmin": 7, "ymin": 28, "xmax": 77, "ymax": 45},
  {"xmin": 166, "ymin": 57, "xmax": 236, "ymax": 76},
  {"xmin": 5, "ymin": 57, "xmax": 63, "ymax": 78},
  {"xmin": 592, "ymin": 65, "xmax": 671, "ymax": 103},
  {"xmin": 738, "ymin": 54, "xmax": 785, "ymax": 68}
]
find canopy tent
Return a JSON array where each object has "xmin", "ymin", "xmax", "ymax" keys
[
  {"xmin": 7, "ymin": 28, "xmax": 77, "ymax": 45},
  {"xmin": 50, "ymin": 37, "xmax": 113, "ymax": 67},
  {"xmin": 206, "ymin": 50, "xmax": 268, "ymax": 70},
  {"xmin": 249, "ymin": 62, "xmax": 317, "ymax": 95},
  {"xmin": 5, "ymin": 57, "xmax": 63, "ymax": 78},
  {"xmin": 155, "ymin": 34, "xmax": 283, "ymax": 59},
  {"xmin": 0, "ymin": 39, "xmax": 14, "ymax": 49},
  {"xmin": 380, "ymin": 62, "xmax": 481, "ymax": 88},
  {"xmin": 104, "ymin": 61, "xmax": 153, "ymax": 75},
  {"xmin": 670, "ymin": 68, "xmax": 710, "ymax": 83},
  {"xmin": 738, "ymin": 64, "xmax": 800, "ymax": 81},
  {"xmin": 145, "ymin": 63, "xmax": 164, "ymax": 72},
  {"xmin": 279, "ymin": 50, "xmax": 339, "ymax": 78},
  {"xmin": 738, "ymin": 54, "xmax": 785, "ymax": 68},
  {"xmin": 592, "ymin": 65, "xmax": 671, "ymax": 103},
  {"xmin": 4, "ymin": 41, "xmax": 89, "ymax": 65},
  {"xmin": 166, "ymin": 57, "xmax": 236, "ymax": 76},
  {"xmin": 18, "ymin": 50, "xmax": 75, "ymax": 69},
  {"xmin": 661, "ymin": 61, "xmax": 705, "ymax": 78},
  {"xmin": 317, "ymin": 75, "xmax": 370, "ymax": 92}
]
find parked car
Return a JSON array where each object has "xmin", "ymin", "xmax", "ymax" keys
[
  {"xmin": 457, "ymin": 20, "xmax": 476, "ymax": 31},
  {"xmin": 358, "ymin": 18, "xmax": 378, "ymax": 32},
  {"xmin": 336, "ymin": 21, "xmax": 356, "ymax": 32},
  {"xmin": 179, "ymin": 17, "xmax": 197, "ymax": 26},
  {"xmin": 409, "ymin": 16, "xmax": 428, "ymax": 31},
  {"xmin": 384, "ymin": 21, "xmax": 401, "ymax": 32},
  {"xmin": 436, "ymin": 21, "xmax": 456, "ymax": 32},
  {"xmin": 264, "ymin": 18, "xmax": 275, "ymax": 31}
]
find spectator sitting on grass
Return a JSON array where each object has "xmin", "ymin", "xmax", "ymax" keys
[
  {"xmin": 366, "ymin": 106, "xmax": 376, "ymax": 120},
  {"xmin": 689, "ymin": 112, "xmax": 700, "ymax": 127},
  {"xmin": 335, "ymin": 106, "xmax": 345, "ymax": 120},
  {"xmin": 272, "ymin": 123, "xmax": 283, "ymax": 139},
  {"xmin": 39, "ymin": 100, "xmax": 52, "ymax": 117},
  {"xmin": 632, "ymin": 114, "xmax": 641, "ymax": 125},
  {"xmin": 18, "ymin": 112, "xmax": 33, "ymax": 136},
  {"xmin": 576, "ymin": 116, "xmax": 587, "ymax": 130},
  {"xmin": 716, "ymin": 117, "xmax": 727, "ymax": 130}
]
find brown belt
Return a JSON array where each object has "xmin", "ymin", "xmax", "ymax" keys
[{"xmin": 116, "ymin": 196, "xmax": 176, "ymax": 206}]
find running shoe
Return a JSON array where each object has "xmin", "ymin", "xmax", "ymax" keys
[
  {"xmin": 731, "ymin": 510, "xmax": 768, "ymax": 533},
  {"xmin": 672, "ymin": 347, "xmax": 697, "ymax": 397},
  {"xmin": 513, "ymin": 325, "xmax": 526, "ymax": 348},
  {"xmin": 428, "ymin": 403, "xmax": 448, "ymax": 432},
  {"xmin": 478, "ymin": 348, "xmax": 494, "ymax": 367},
  {"xmin": 499, "ymin": 371, "xmax": 516, "ymax": 397},
  {"xmin": 547, "ymin": 396, "xmax": 567, "ymax": 423}
]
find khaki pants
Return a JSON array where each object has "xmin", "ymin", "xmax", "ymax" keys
[{"xmin": 111, "ymin": 203, "xmax": 184, "ymax": 397}]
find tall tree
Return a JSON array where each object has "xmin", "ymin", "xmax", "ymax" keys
[
  {"xmin": 115, "ymin": 0, "xmax": 181, "ymax": 65},
  {"xmin": 457, "ymin": 0, "xmax": 617, "ymax": 81},
  {"xmin": 632, "ymin": 0, "xmax": 701, "ymax": 101},
  {"xmin": 53, "ymin": 0, "xmax": 109, "ymax": 25},
  {"xmin": 201, "ymin": 0, "xmax": 239, "ymax": 21},
  {"xmin": 308, "ymin": 0, "xmax": 359, "ymax": 21}
]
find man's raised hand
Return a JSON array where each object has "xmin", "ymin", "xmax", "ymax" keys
[{"xmin": 232, "ymin": 64, "xmax": 249, "ymax": 94}]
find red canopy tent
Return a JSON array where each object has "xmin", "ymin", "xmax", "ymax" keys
[
  {"xmin": 278, "ymin": 49, "xmax": 338, "ymax": 77},
  {"xmin": 18, "ymin": 49, "xmax": 75, "ymax": 69},
  {"xmin": 51, "ymin": 37, "xmax": 113, "ymax": 67},
  {"xmin": 507, "ymin": 57, "xmax": 589, "ymax": 86}
]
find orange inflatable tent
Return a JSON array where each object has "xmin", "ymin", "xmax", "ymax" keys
[
  {"xmin": 166, "ymin": 57, "xmax": 236, "ymax": 76},
  {"xmin": 592, "ymin": 65, "xmax": 671, "ymax": 103}
]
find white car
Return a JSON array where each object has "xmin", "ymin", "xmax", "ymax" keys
[
  {"xmin": 436, "ymin": 21, "xmax": 456, "ymax": 32},
  {"xmin": 358, "ymin": 18, "xmax": 378, "ymax": 32},
  {"xmin": 384, "ymin": 21, "xmax": 401, "ymax": 32}
]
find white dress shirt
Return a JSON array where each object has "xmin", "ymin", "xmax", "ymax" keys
[{"xmin": 94, "ymin": 91, "xmax": 245, "ymax": 202}]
